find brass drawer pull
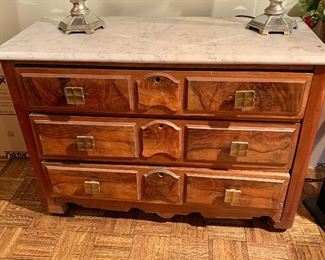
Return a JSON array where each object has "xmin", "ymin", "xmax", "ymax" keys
[
  {"xmin": 76, "ymin": 136, "xmax": 95, "ymax": 151},
  {"xmin": 224, "ymin": 189, "xmax": 242, "ymax": 205},
  {"xmin": 234, "ymin": 90, "xmax": 255, "ymax": 110},
  {"xmin": 230, "ymin": 141, "xmax": 249, "ymax": 157},
  {"xmin": 84, "ymin": 181, "xmax": 101, "ymax": 195},
  {"xmin": 64, "ymin": 86, "xmax": 85, "ymax": 105}
]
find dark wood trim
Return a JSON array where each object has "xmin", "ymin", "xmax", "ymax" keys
[{"xmin": 10, "ymin": 60, "xmax": 314, "ymax": 72}]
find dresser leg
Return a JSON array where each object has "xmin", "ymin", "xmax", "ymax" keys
[
  {"xmin": 46, "ymin": 200, "xmax": 67, "ymax": 215},
  {"xmin": 269, "ymin": 218, "xmax": 294, "ymax": 230}
]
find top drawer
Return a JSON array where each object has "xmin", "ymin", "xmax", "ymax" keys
[{"xmin": 17, "ymin": 68, "xmax": 312, "ymax": 120}]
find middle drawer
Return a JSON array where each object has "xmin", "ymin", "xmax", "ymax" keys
[{"xmin": 30, "ymin": 115, "xmax": 299, "ymax": 170}]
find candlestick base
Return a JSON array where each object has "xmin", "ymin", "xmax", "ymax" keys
[
  {"xmin": 59, "ymin": 13, "xmax": 105, "ymax": 34},
  {"xmin": 247, "ymin": 14, "xmax": 298, "ymax": 35}
]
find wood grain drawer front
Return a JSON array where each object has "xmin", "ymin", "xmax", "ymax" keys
[
  {"xmin": 141, "ymin": 120, "xmax": 182, "ymax": 160},
  {"xmin": 142, "ymin": 169, "xmax": 182, "ymax": 204},
  {"xmin": 186, "ymin": 172, "xmax": 289, "ymax": 210},
  {"xmin": 185, "ymin": 122, "xmax": 299, "ymax": 169},
  {"xmin": 43, "ymin": 163, "xmax": 289, "ymax": 219},
  {"xmin": 31, "ymin": 116, "xmax": 137, "ymax": 159},
  {"xmin": 136, "ymin": 73, "xmax": 181, "ymax": 113},
  {"xmin": 19, "ymin": 72, "xmax": 132, "ymax": 113},
  {"xmin": 44, "ymin": 164, "xmax": 138, "ymax": 201},
  {"xmin": 186, "ymin": 73, "xmax": 311, "ymax": 119},
  {"xmin": 31, "ymin": 115, "xmax": 299, "ymax": 169},
  {"xmin": 18, "ymin": 68, "xmax": 312, "ymax": 121}
]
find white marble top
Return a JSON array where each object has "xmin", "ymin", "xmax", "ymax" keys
[{"xmin": 0, "ymin": 16, "xmax": 325, "ymax": 65}]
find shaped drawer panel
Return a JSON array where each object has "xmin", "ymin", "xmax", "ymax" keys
[
  {"xmin": 142, "ymin": 169, "xmax": 181, "ymax": 204},
  {"xmin": 140, "ymin": 120, "xmax": 181, "ymax": 159},
  {"xmin": 136, "ymin": 73, "xmax": 181, "ymax": 113}
]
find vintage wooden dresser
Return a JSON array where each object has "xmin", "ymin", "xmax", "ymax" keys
[{"xmin": 0, "ymin": 17, "xmax": 324, "ymax": 229}]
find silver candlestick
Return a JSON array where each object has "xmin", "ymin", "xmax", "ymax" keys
[
  {"xmin": 247, "ymin": 0, "xmax": 298, "ymax": 35},
  {"xmin": 59, "ymin": 0, "xmax": 106, "ymax": 34}
]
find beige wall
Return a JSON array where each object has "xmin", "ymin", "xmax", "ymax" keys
[
  {"xmin": 1, "ymin": 0, "xmax": 323, "ymax": 166},
  {"xmin": 0, "ymin": 0, "xmax": 301, "ymax": 44}
]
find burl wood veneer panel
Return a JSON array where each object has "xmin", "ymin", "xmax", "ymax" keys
[
  {"xmin": 185, "ymin": 122, "xmax": 300, "ymax": 169},
  {"xmin": 19, "ymin": 72, "xmax": 132, "ymax": 113},
  {"xmin": 186, "ymin": 173, "xmax": 287, "ymax": 210},
  {"xmin": 31, "ymin": 115, "xmax": 137, "ymax": 159},
  {"xmin": 141, "ymin": 120, "xmax": 181, "ymax": 160},
  {"xmin": 185, "ymin": 75, "xmax": 311, "ymax": 118},
  {"xmin": 142, "ymin": 169, "xmax": 182, "ymax": 204},
  {"xmin": 136, "ymin": 72, "xmax": 181, "ymax": 113},
  {"xmin": 45, "ymin": 164, "xmax": 138, "ymax": 201}
]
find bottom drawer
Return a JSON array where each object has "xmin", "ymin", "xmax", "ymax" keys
[{"xmin": 44, "ymin": 163, "xmax": 289, "ymax": 218}]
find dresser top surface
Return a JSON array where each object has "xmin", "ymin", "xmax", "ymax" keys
[{"xmin": 0, "ymin": 16, "xmax": 324, "ymax": 65}]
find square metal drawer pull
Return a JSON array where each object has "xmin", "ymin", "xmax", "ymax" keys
[
  {"xmin": 64, "ymin": 87, "xmax": 85, "ymax": 105},
  {"xmin": 230, "ymin": 141, "xmax": 249, "ymax": 157},
  {"xmin": 224, "ymin": 189, "xmax": 242, "ymax": 205},
  {"xmin": 234, "ymin": 90, "xmax": 255, "ymax": 110},
  {"xmin": 84, "ymin": 181, "xmax": 101, "ymax": 195},
  {"xmin": 76, "ymin": 136, "xmax": 95, "ymax": 151}
]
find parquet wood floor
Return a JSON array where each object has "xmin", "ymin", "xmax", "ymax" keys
[{"xmin": 0, "ymin": 159, "xmax": 324, "ymax": 260}]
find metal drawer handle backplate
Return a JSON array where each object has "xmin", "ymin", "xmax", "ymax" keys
[
  {"xmin": 64, "ymin": 86, "xmax": 85, "ymax": 105},
  {"xmin": 76, "ymin": 136, "xmax": 95, "ymax": 151},
  {"xmin": 224, "ymin": 189, "xmax": 242, "ymax": 205},
  {"xmin": 84, "ymin": 181, "xmax": 101, "ymax": 195},
  {"xmin": 230, "ymin": 141, "xmax": 249, "ymax": 157},
  {"xmin": 234, "ymin": 90, "xmax": 255, "ymax": 110}
]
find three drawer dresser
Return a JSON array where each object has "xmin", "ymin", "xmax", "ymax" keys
[{"xmin": 1, "ymin": 17, "xmax": 325, "ymax": 229}]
